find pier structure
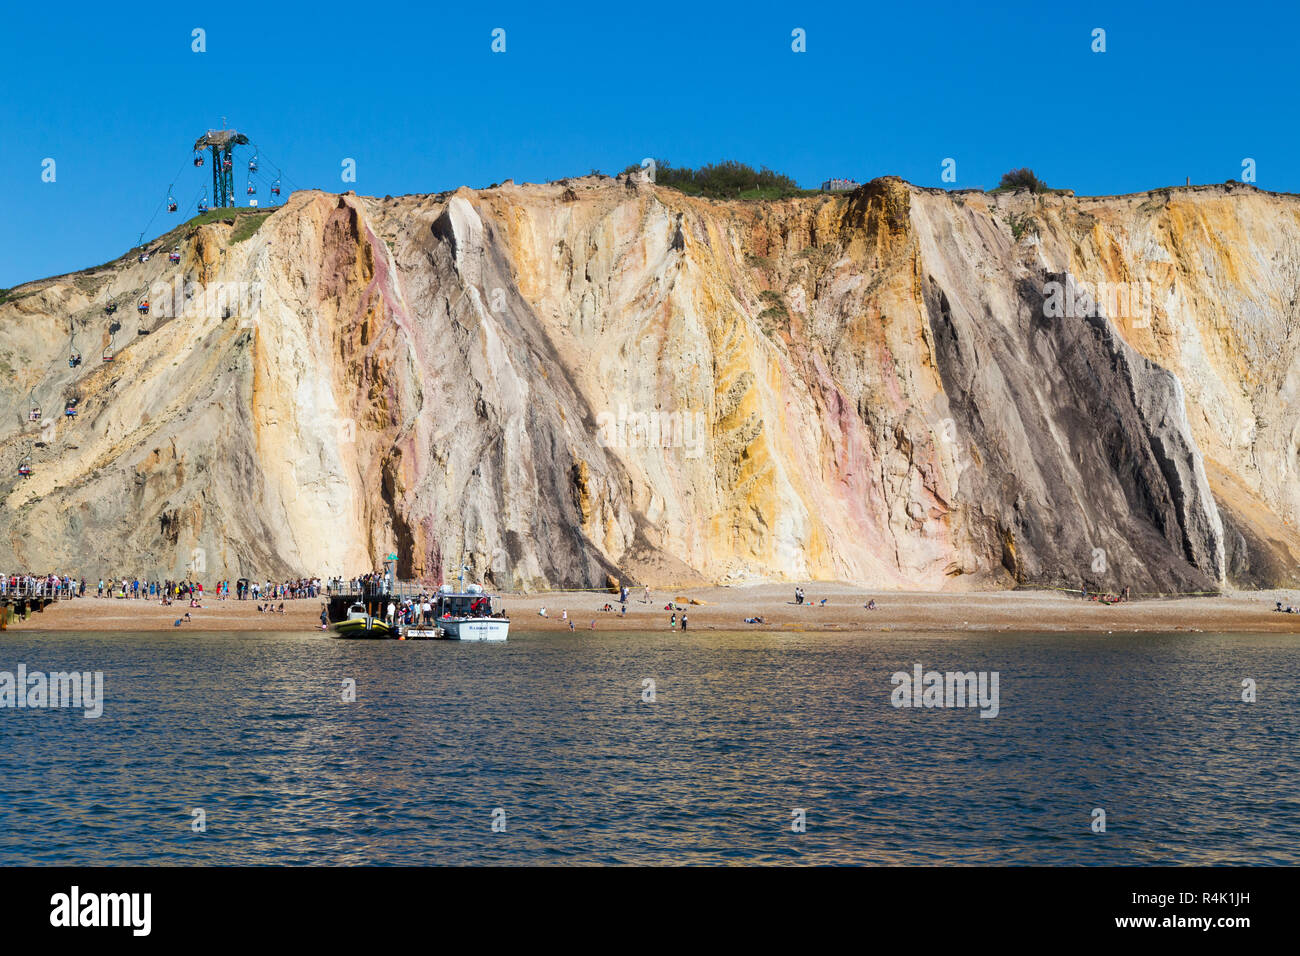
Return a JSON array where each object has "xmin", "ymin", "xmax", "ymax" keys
[
  {"xmin": 324, "ymin": 581, "xmax": 438, "ymax": 624},
  {"xmin": 0, "ymin": 581, "xmax": 73, "ymax": 628}
]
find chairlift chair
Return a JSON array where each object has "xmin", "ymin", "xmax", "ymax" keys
[
  {"xmin": 193, "ymin": 152, "xmax": 205, "ymax": 168},
  {"xmin": 137, "ymin": 299, "xmax": 149, "ymax": 315},
  {"xmin": 168, "ymin": 250, "xmax": 181, "ymax": 263}
]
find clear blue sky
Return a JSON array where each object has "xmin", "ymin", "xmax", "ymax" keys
[{"xmin": 0, "ymin": 0, "xmax": 1292, "ymax": 286}]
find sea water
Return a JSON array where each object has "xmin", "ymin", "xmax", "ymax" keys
[{"xmin": 0, "ymin": 629, "xmax": 1295, "ymax": 864}]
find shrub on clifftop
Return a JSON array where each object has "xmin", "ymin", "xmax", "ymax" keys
[
  {"xmin": 632, "ymin": 160, "xmax": 810, "ymax": 200},
  {"xmin": 994, "ymin": 168, "xmax": 1050, "ymax": 193}
]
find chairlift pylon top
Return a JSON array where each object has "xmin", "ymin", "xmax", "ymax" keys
[{"xmin": 194, "ymin": 129, "xmax": 250, "ymax": 151}]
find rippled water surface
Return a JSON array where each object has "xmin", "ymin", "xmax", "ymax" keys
[{"xmin": 0, "ymin": 629, "xmax": 1296, "ymax": 864}]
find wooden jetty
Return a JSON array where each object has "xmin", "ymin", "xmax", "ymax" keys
[{"xmin": 0, "ymin": 582, "xmax": 70, "ymax": 629}]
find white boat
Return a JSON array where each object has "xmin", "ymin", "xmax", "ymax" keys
[{"xmin": 433, "ymin": 584, "xmax": 509, "ymax": 642}]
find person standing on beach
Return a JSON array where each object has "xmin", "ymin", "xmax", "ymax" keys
[
  {"xmin": 681, "ymin": 613, "xmax": 688, "ymax": 631},
  {"xmin": 644, "ymin": 585, "xmax": 650, "ymax": 604}
]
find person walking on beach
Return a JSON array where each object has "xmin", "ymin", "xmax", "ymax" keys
[{"xmin": 644, "ymin": 585, "xmax": 650, "ymax": 604}]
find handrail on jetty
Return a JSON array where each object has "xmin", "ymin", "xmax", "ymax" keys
[
  {"xmin": 327, "ymin": 581, "xmax": 441, "ymax": 602},
  {"xmin": 0, "ymin": 581, "xmax": 74, "ymax": 601}
]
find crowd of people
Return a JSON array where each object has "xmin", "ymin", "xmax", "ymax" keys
[
  {"xmin": 327, "ymin": 572, "xmax": 393, "ymax": 596},
  {"xmin": 232, "ymin": 578, "xmax": 322, "ymax": 601},
  {"xmin": 376, "ymin": 593, "xmax": 506, "ymax": 627},
  {"xmin": 0, "ymin": 575, "xmax": 326, "ymax": 607},
  {"xmin": 1, "ymin": 572, "xmax": 324, "ymax": 608},
  {"xmin": 95, "ymin": 578, "xmax": 205, "ymax": 605}
]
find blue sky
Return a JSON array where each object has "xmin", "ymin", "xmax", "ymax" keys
[{"xmin": 0, "ymin": 0, "xmax": 1293, "ymax": 286}]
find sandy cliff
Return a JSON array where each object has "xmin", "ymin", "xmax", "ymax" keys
[{"xmin": 2, "ymin": 176, "xmax": 1297, "ymax": 591}]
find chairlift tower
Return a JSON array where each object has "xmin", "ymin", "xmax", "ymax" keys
[{"xmin": 194, "ymin": 127, "xmax": 250, "ymax": 208}]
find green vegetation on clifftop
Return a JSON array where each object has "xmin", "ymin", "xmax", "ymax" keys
[{"xmin": 629, "ymin": 160, "xmax": 818, "ymax": 200}]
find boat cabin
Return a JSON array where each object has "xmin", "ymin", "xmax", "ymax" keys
[{"xmin": 434, "ymin": 584, "xmax": 496, "ymax": 619}]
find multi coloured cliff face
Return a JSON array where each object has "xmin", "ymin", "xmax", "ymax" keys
[{"xmin": 1, "ymin": 175, "xmax": 1297, "ymax": 591}]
